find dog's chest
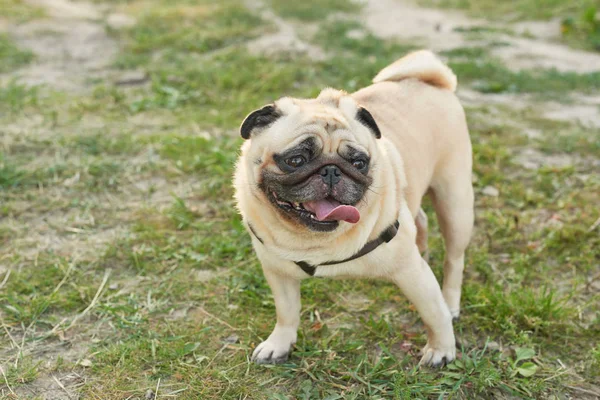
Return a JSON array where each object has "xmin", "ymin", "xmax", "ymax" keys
[{"xmin": 311, "ymin": 245, "xmax": 404, "ymax": 280}]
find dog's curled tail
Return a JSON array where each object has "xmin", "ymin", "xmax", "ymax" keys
[{"xmin": 373, "ymin": 50, "xmax": 457, "ymax": 92}]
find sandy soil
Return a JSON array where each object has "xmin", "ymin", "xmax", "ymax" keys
[{"xmin": 2, "ymin": 0, "xmax": 133, "ymax": 91}]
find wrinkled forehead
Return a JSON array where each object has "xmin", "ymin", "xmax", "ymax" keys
[
  {"xmin": 259, "ymin": 93, "xmax": 372, "ymax": 153},
  {"xmin": 279, "ymin": 97, "xmax": 349, "ymax": 131}
]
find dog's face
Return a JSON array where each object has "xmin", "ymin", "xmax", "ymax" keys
[{"xmin": 239, "ymin": 89, "xmax": 381, "ymax": 232}]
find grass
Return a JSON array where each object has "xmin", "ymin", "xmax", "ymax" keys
[
  {"xmin": 419, "ymin": 0, "xmax": 597, "ymax": 21},
  {"xmin": 0, "ymin": 80, "xmax": 41, "ymax": 114},
  {"xmin": 450, "ymin": 57, "xmax": 600, "ymax": 94},
  {"xmin": 0, "ymin": 34, "xmax": 34, "ymax": 73},
  {"xmin": 113, "ymin": 0, "xmax": 271, "ymax": 69},
  {"xmin": 268, "ymin": 0, "xmax": 361, "ymax": 21},
  {"xmin": 561, "ymin": 5, "xmax": 600, "ymax": 51},
  {"xmin": 0, "ymin": 0, "xmax": 599, "ymax": 398},
  {"xmin": 0, "ymin": 0, "xmax": 45, "ymax": 23}
]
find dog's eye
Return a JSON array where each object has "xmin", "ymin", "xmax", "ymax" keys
[
  {"xmin": 352, "ymin": 159, "xmax": 367, "ymax": 170},
  {"xmin": 285, "ymin": 155, "xmax": 306, "ymax": 168}
]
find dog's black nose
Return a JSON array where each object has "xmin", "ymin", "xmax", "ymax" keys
[{"xmin": 320, "ymin": 165, "xmax": 341, "ymax": 187}]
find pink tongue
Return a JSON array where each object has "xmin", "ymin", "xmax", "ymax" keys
[{"xmin": 303, "ymin": 199, "xmax": 360, "ymax": 223}]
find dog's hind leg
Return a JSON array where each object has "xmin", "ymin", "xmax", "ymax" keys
[
  {"xmin": 430, "ymin": 179, "xmax": 474, "ymax": 320},
  {"xmin": 391, "ymin": 244, "xmax": 456, "ymax": 367}
]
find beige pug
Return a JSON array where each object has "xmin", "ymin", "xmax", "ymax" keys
[{"xmin": 234, "ymin": 50, "xmax": 474, "ymax": 367}]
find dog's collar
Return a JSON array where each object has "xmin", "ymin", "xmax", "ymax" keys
[{"xmin": 248, "ymin": 221, "xmax": 400, "ymax": 276}]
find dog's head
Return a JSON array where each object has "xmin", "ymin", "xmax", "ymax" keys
[{"xmin": 238, "ymin": 89, "xmax": 382, "ymax": 233}]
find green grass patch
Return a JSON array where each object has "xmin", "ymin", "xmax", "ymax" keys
[
  {"xmin": 419, "ymin": 0, "xmax": 596, "ymax": 21},
  {"xmin": 441, "ymin": 45, "xmax": 492, "ymax": 59},
  {"xmin": 449, "ymin": 57, "xmax": 600, "ymax": 95},
  {"xmin": 111, "ymin": 208, "xmax": 250, "ymax": 276},
  {"xmin": 0, "ymin": 0, "xmax": 45, "ymax": 22},
  {"xmin": 529, "ymin": 134, "xmax": 600, "ymax": 173},
  {"xmin": 114, "ymin": 0, "xmax": 270, "ymax": 69},
  {"xmin": 125, "ymin": 50, "xmax": 315, "ymax": 126},
  {"xmin": 156, "ymin": 135, "xmax": 239, "ymax": 195},
  {"xmin": 60, "ymin": 132, "xmax": 143, "ymax": 156},
  {"xmin": 561, "ymin": 5, "xmax": 600, "ymax": 51},
  {"xmin": 0, "ymin": 80, "xmax": 39, "ymax": 113},
  {"xmin": 0, "ymin": 33, "xmax": 34, "ymax": 73},
  {"xmin": 268, "ymin": 0, "xmax": 360, "ymax": 21},
  {"xmin": 1, "ymin": 255, "xmax": 100, "ymax": 326},
  {"xmin": 0, "ymin": 153, "xmax": 30, "ymax": 190},
  {"xmin": 4, "ymin": 358, "xmax": 41, "ymax": 388}
]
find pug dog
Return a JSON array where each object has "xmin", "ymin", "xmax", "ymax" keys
[{"xmin": 234, "ymin": 50, "xmax": 474, "ymax": 367}]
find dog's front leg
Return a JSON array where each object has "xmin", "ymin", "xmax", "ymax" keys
[
  {"xmin": 252, "ymin": 265, "xmax": 301, "ymax": 364},
  {"xmin": 392, "ymin": 247, "xmax": 456, "ymax": 367}
]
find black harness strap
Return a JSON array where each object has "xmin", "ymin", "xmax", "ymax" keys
[
  {"xmin": 294, "ymin": 221, "xmax": 400, "ymax": 275},
  {"xmin": 248, "ymin": 221, "xmax": 400, "ymax": 277},
  {"xmin": 295, "ymin": 261, "xmax": 317, "ymax": 276},
  {"xmin": 248, "ymin": 223, "xmax": 263, "ymax": 244}
]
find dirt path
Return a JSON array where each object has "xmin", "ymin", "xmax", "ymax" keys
[
  {"xmin": 362, "ymin": 0, "xmax": 600, "ymax": 73},
  {"xmin": 2, "ymin": 0, "xmax": 136, "ymax": 91}
]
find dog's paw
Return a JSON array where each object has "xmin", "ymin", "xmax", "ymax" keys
[
  {"xmin": 449, "ymin": 308, "xmax": 460, "ymax": 321},
  {"xmin": 419, "ymin": 342, "xmax": 456, "ymax": 368},
  {"xmin": 443, "ymin": 293, "xmax": 461, "ymax": 321},
  {"xmin": 251, "ymin": 339, "xmax": 293, "ymax": 364}
]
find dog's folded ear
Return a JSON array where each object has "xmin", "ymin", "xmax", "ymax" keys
[
  {"xmin": 240, "ymin": 104, "xmax": 281, "ymax": 139},
  {"xmin": 356, "ymin": 107, "xmax": 381, "ymax": 139}
]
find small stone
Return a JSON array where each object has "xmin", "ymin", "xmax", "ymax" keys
[
  {"xmin": 487, "ymin": 341, "xmax": 500, "ymax": 351},
  {"xmin": 145, "ymin": 389, "xmax": 155, "ymax": 399},
  {"xmin": 115, "ymin": 70, "xmax": 148, "ymax": 86},
  {"xmin": 346, "ymin": 29, "xmax": 366, "ymax": 40},
  {"xmin": 79, "ymin": 359, "xmax": 93, "ymax": 367},
  {"xmin": 62, "ymin": 172, "xmax": 80, "ymax": 187},
  {"xmin": 399, "ymin": 340, "xmax": 413, "ymax": 352},
  {"xmin": 521, "ymin": 161, "xmax": 539, "ymax": 170},
  {"xmin": 482, "ymin": 186, "xmax": 499, "ymax": 197},
  {"xmin": 107, "ymin": 13, "xmax": 137, "ymax": 30},
  {"xmin": 222, "ymin": 334, "xmax": 239, "ymax": 344},
  {"xmin": 170, "ymin": 308, "xmax": 188, "ymax": 319},
  {"xmin": 167, "ymin": 75, "xmax": 185, "ymax": 83},
  {"xmin": 523, "ymin": 128, "xmax": 542, "ymax": 139},
  {"xmin": 195, "ymin": 270, "xmax": 215, "ymax": 282}
]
